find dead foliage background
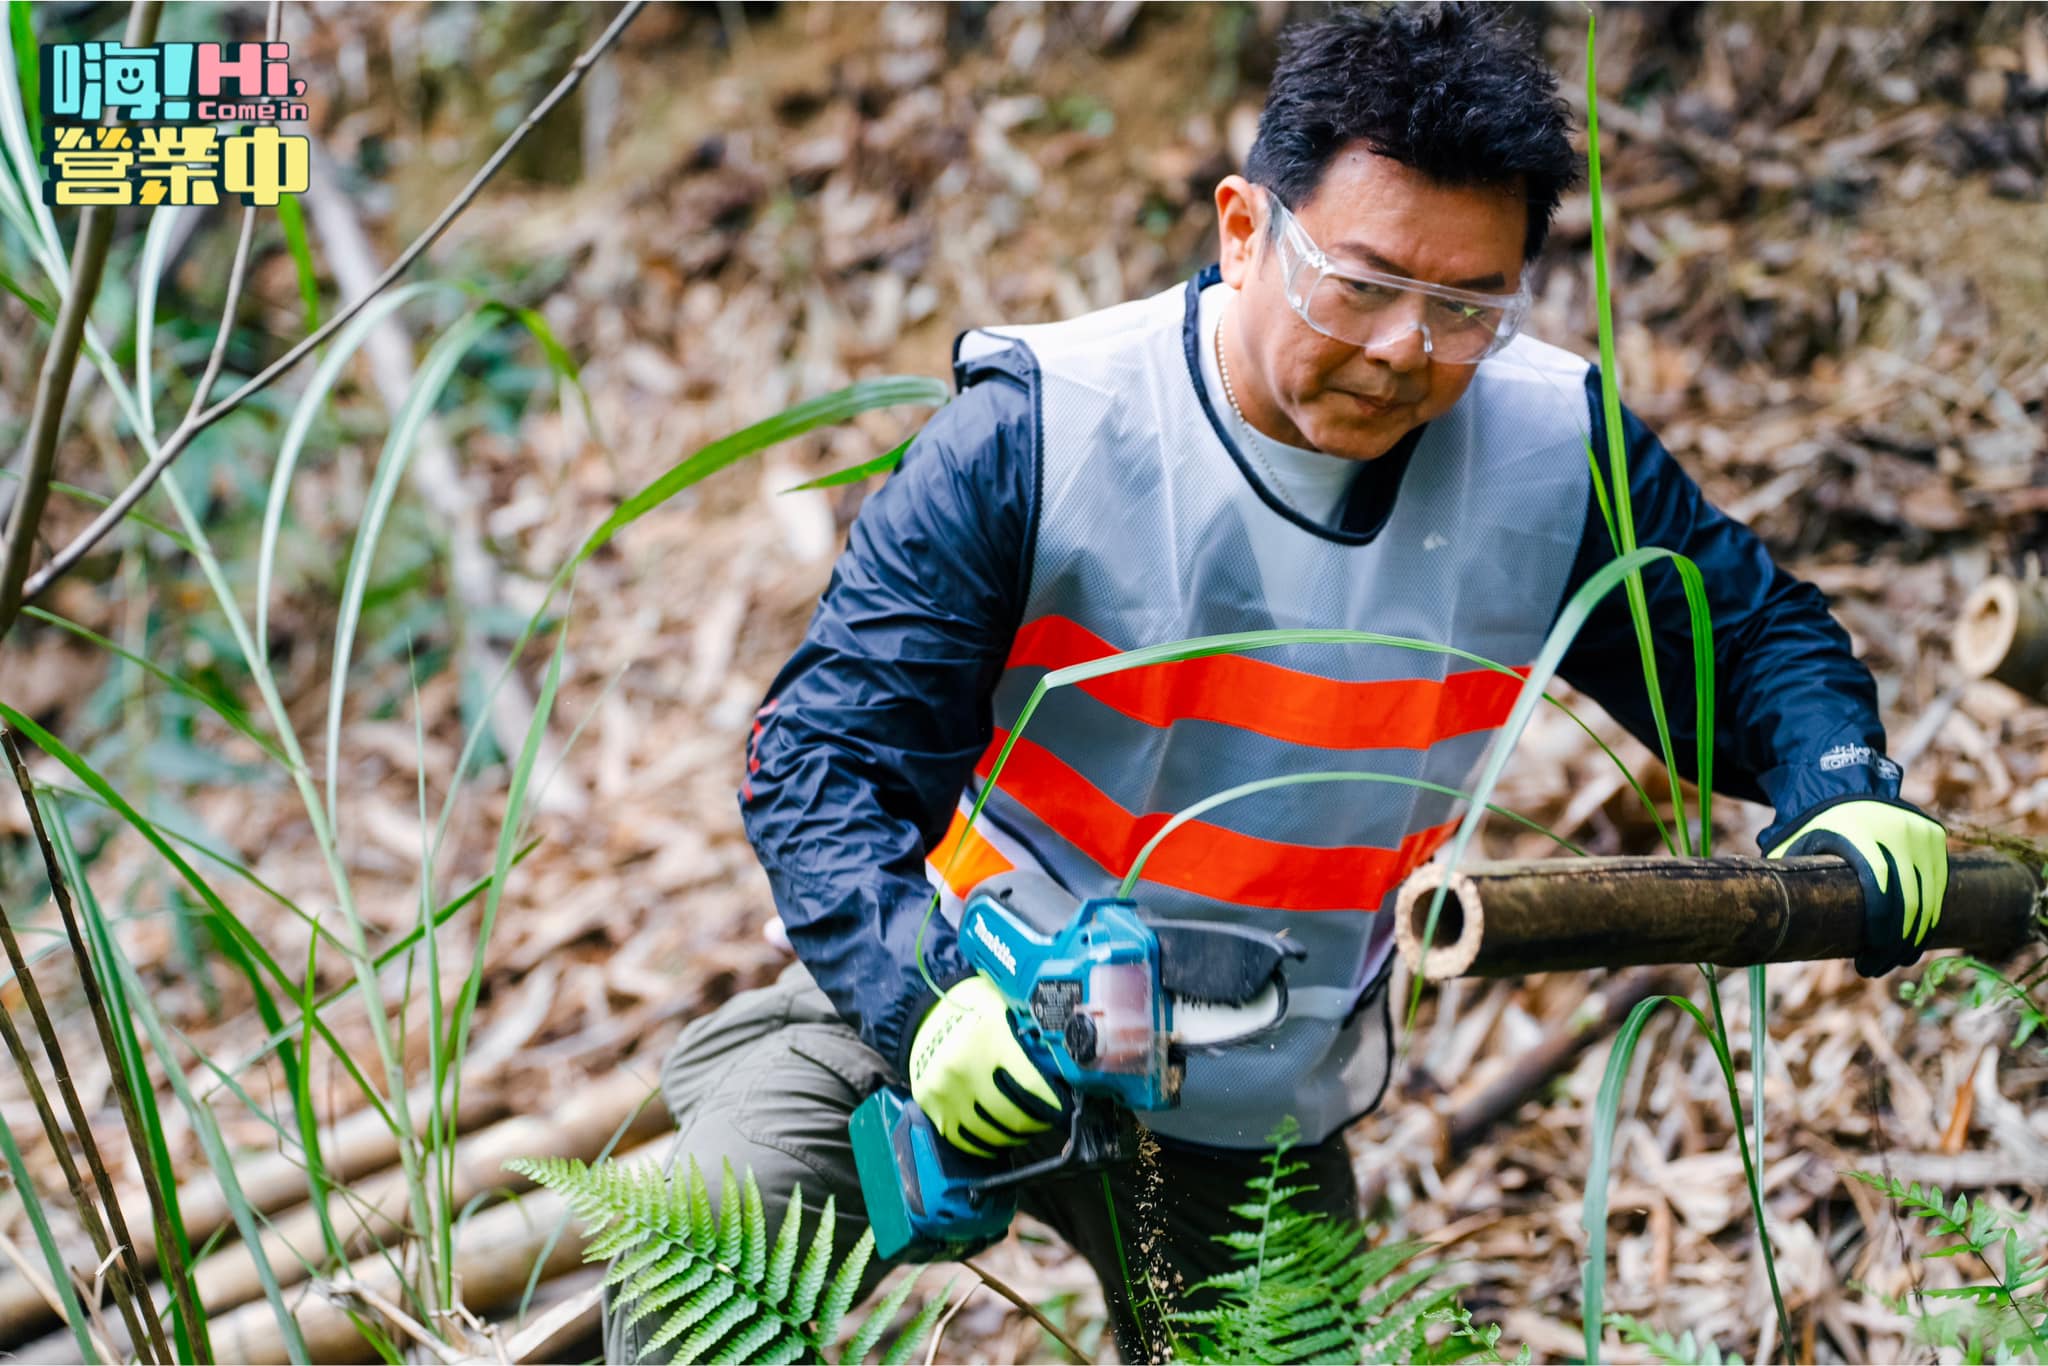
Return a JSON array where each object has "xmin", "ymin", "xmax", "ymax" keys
[{"xmin": 2, "ymin": 2, "xmax": 2047, "ymax": 1361}]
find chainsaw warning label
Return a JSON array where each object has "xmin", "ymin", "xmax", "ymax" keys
[{"xmin": 1030, "ymin": 979, "xmax": 1081, "ymax": 1033}]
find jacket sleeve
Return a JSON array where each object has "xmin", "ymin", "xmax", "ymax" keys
[
  {"xmin": 1556, "ymin": 368, "xmax": 1903, "ymax": 853},
  {"xmin": 739, "ymin": 373, "xmax": 1036, "ymax": 1074}
]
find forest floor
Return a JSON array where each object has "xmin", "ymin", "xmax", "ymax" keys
[{"xmin": 4, "ymin": 3, "xmax": 2048, "ymax": 1362}]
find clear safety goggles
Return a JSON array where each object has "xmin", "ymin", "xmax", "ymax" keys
[{"xmin": 1267, "ymin": 192, "xmax": 1530, "ymax": 364}]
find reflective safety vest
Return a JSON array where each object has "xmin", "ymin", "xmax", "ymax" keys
[{"xmin": 925, "ymin": 278, "xmax": 1592, "ymax": 1147}]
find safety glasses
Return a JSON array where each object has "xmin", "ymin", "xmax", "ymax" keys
[{"xmin": 1266, "ymin": 191, "xmax": 1530, "ymax": 364}]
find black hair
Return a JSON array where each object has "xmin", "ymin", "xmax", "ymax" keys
[{"xmin": 1245, "ymin": 3, "xmax": 1582, "ymax": 262}]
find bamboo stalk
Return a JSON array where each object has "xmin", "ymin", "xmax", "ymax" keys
[
  {"xmin": 200, "ymin": 1143, "xmax": 674, "ymax": 1366},
  {"xmin": 15, "ymin": 1075, "xmax": 668, "ymax": 1361},
  {"xmin": 0, "ymin": 1081, "xmax": 511, "ymax": 1347},
  {"xmin": 1396, "ymin": 851, "xmax": 2040, "ymax": 981},
  {"xmin": 1955, "ymin": 574, "xmax": 2048, "ymax": 705}
]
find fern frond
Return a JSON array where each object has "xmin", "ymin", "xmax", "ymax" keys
[
  {"xmin": 509, "ymin": 1154, "xmax": 932, "ymax": 1364},
  {"xmin": 1164, "ymin": 1124, "xmax": 1511, "ymax": 1365},
  {"xmin": 1606, "ymin": 1311, "xmax": 1744, "ymax": 1365}
]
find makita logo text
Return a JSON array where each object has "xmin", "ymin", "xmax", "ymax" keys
[
  {"xmin": 1817, "ymin": 744, "xmax": 1901, "ymax": 781},
  {"xmin": 971, "ymin": 914, "xmax": 1017, "ymax": 974}
]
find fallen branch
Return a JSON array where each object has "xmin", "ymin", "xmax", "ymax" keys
[
  {"xmin": 1397, "ymin": 851, "xmax": 2041, "ymax": 980},
  {"xmin": 10, "ymin": 0, "xmax": 648, "ymax": 626}
]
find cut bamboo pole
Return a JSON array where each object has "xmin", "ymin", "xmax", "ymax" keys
[
  {"xmin": 1955, "ymin": 574, "xmax": 2048, "ymax": 704},
  {"xmin": 199, "ymin": 1164, "xmax": 623, "ymax": 1364},
  {"xmin": 0, "ymin": 1081, "xmax": 510, "ymax": 1348},
  {"xmin": 14, "ymin": 1073, "xmax": 667, "ymax": 1362},
  {"xmin": 1396, "ymin": 851, "xmax": 2040, "ymax": 981}
]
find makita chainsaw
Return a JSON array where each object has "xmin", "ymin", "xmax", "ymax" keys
[{"xmin": 849, "ymin": 871, "xmax": 1303, "ymax": 1260}]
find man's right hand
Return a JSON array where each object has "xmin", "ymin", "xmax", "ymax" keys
[{"xmin": 907, "ymin": 974, "xmax": 1065, "ymax": 1157}]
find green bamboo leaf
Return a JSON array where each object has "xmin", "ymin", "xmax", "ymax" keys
[
  {"xmin": 568, "ymin": 375, "xmax": 947, "ymax": 571},
  {"xmin": 274, "ymin": 192, "xmax": 321, "ymax": 332},
  {"xmin": 780, "ymin": 436, "xmax": 912, "ymax": 492}
]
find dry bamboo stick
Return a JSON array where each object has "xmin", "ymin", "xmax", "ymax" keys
[
  {"xmin": 1396, "ymin": 851, "xmax": 2039, "ymax": 981},
  {"xmin": 1955, "ymin": 573, "xmax": 2048, "ymax": 705},
  {"xmin": 0, "ymin": 1081, "xmax": 510, "ymax": 1348},
  {"xmin": 16, "ymin": 1073, "xmax": 668, "ymax": 1362}
]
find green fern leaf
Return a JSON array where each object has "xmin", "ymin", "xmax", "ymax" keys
[
  {"xmin": 741, "ymin": 1170, "xmax": 769, "ymax": 1283},
  {"xmin": 879, "ymin": 1284, "xmax": 954, "ymax": 1366},
  {"xmin": 716, "ymin": 1159, "xmax": 745, "ymax": 1267},
  {"xmin": 816, "ymin": 1228, "xmax": 878, "ymax": 1341},
  {"xmin": 791, "ymin": 1194, "xmax": 838, "ymax": 1321},
  {"xmin": 518, "ymin": 1154, "xmax": 926, "ymax": 1366},
  {"xmin": 640, "ymin": 1277, "xmax": 736, "ymax": 1352},
  {"xmin": 843, "ymin": 1269, "xmax": 927, "ymax": 1362},
  {"xmin": 765, "ymin": 1182, "xmax": 804, "ymax": 1302},
  {"xmin": 669, "ymin": 1292, "xmax": 755, "ymax": 1362},
  {"xmin": 687, "ymin": 1158, "xmax": 717, "ymax": 1248}
]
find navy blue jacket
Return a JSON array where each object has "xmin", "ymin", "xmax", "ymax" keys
[{"xmin": 739, "ymin": 269, "xmax": 1903, "ymax": 1074}]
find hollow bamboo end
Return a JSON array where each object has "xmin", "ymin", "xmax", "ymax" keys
[
  {"xmin": 1956, "ymin": 577, "xmax": 2021, "ymax": 680},
  {"xmin": 1395, "ymin": 866, "xmax": 1483, "ymax": 982}
]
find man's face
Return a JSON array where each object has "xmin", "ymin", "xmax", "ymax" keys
[{"xmin": 1215, "ymin": 146, "xmax": 1528, "ymax": 461}]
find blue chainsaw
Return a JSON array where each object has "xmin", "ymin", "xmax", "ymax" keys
[{"xmin": 850, "ymin": 871, "xmax": 1304, "ymax": 1260}]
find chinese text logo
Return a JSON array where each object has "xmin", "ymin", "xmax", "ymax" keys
[{"xmin": 39, "ymin": 41, "xmax": 312, "ymax": 208}]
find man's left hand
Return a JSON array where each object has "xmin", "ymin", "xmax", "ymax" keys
[{"xmin": 1768, "ymin": 798, "xmax": 1949, "ymax": 978}]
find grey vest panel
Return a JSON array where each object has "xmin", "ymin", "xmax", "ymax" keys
[{"xmin": 954, "ymin": 281, "xmax": 1591, "ymax": 1146}]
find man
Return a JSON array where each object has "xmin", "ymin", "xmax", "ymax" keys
[{"xmin": 610, "ymin": 5, "xmax": 1948, "ymax": 1359}]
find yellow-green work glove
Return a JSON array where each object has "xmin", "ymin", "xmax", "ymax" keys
[
  {"xmin": 908, "ymin": 974, "xmax": 1065, "ymax": 1157},
  {"xmin": 1768, "ymin": 797, "xmax": 1949, "ymax": 978}
]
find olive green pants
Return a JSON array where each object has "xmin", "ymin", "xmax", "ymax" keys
[{"xmin": 602, "ymin": 961, "xmax": 1358, "ymax": 1363}]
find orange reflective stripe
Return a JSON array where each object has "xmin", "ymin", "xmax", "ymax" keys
[
  {"xmin": 1006, "ymin": 615, "xmax": 1526, "ymax": 752},
  {"xmin": 975, "ymin": 729, "xmax": 1453, "ymax": 912},
  {"xmin": 926, "ymin": 805, "xmax": 1014, "ymax": 897}
]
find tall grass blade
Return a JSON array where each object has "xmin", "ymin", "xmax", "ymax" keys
[
  {"xmin": 45, "ymin": 805, "xmax": 205, "ymax": 1362},
  {"xmin": 0, "ymin": 1105, "xmax": 99, "ymax": 1362},
  {"xmin": 0, "ymin": 0, "xmax": 45, "ymax": 240},
  {"xmin": 566, "ymin": 375, "xmax": 947, "ymax": 571},
  {"xmin": 0, "ymin": 260, "xmax": 53, "ymax": 324},
  {"xmin": 1117, "ymin": 770, "xmax": 1584, "ymax": 898},
  {"xmin": 1403, "ymin": 547, "xmax": 1714, "ymax": 1027},
  {"xmin": 1583, "ymin": 994, "xmax": 1682, "ymax": 1362},
  {"xmin": 5, "ymin": 2, "xmax": 36, "ymax": 185},
  {"xmin": 1, "ymin": 709, "xmax": 391, "ymax": 1121},
  {"xmin": 256, "ymin": 279, "xmax": 446, "ymax": 655},
  {"xmin": 780, "ymin": 436, "xmax": 912, "ymax": 492},
  {"xmin": 438, "ymin": 624, "xmax": 568, "ymax": 1307},
  {"xmin": 0, "ymin": 467, "xmax": 200, "ymax": 553},
  {"xmin": 324, "ymin": 304, "xmax": 503, "ymax": 823},
  {"xmin": 25, "ymin": 606, "xmax": 284, "ymax": 762},
  {"xmin": 134, "ymin": 204, "xmax": 189, "ymax": 438},
  {"xmin": 274, "ymin": 191, "xmax": 321, "ymax": 332}
]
